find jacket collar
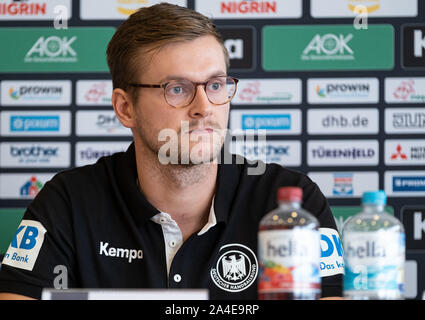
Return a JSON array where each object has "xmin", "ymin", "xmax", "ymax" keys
[{"xmin": 114, "ymin": 142, "xmax": 242, "ymax": 228}]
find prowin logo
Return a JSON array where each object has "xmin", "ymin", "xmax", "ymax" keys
[
  {"xmin": 317, "ymin": 83, "xmax": 370, "ymax": 98},
  {"xmin": 99, "ymin": 241, "xmax": 143, "ymax": 263}
]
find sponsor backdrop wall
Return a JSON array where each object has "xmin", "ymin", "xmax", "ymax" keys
[{"xmin": 0, "ymin": 0, "xmax": 424, "ymax": 299}]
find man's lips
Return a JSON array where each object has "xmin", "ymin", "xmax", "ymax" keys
[{"xmin": 189, "ymin": 128, "xmax": 215, "ymax": 134}]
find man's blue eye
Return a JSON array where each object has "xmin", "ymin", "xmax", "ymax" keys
[
  {"xmin": 172, "ymin": 87, "xmax": 183, "ymax": 94},
  {"xmin": 209, "ymin": 82, "xmax": 222, "ymax": 91}
]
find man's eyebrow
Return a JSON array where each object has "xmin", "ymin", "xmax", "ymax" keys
[{"xmin": 159, "ymin": 71, "xmax": 227, "ymax": 83}]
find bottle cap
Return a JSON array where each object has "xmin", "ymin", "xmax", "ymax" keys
[
  {"xmin": 277, "ymin": 187, "xmax": 302, "ymax": 203},
  {"xmin": 362, "ymin": 190, "xmax": 387, "ymax": 206}
]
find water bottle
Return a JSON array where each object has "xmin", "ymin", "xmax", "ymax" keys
[
  {"xmin": 258, "ymin": 187, "xmax": 321, "ymax": 300},
  {"xmin": 342, "ymin": 190, "xmax": 405, "ymax": 300}
]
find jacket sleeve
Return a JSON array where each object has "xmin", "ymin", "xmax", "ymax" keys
[
  {"xmin": 301, "ymin": 176, "xmax": 344, "ymax": 298},
  {"xmin": 0, "ymin": 173, "xmax": 76, "ymax": 299}
]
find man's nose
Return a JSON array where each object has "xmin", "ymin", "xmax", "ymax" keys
[{"xmin": 187, "ymin": 85, "xmax": 214, "ymax": 118}]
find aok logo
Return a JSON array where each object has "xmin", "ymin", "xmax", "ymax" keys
[
  {"xmin": 2, "ymin": 220, "xmax": 47, "ymax": 271},
  {"xmin": 25, "ymin": 36, "xmax": 77, "ymax": 62},
  {"xmin": 302, "ymin": 33, "xmax": 354, "ymax": 60}
]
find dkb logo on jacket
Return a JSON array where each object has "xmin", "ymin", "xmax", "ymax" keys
[{"xmin": 2, "ymin": 220, "xmax": 47, "ymax": 271}]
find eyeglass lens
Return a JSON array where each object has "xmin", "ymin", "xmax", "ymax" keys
[{"xmin": 164, "ymin": 76, "xmax": 236, "ymax": 108}]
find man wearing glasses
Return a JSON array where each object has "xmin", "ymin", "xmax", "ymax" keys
[{"xmin": 0, "ymin": 3, "xmax": 343, "ymax": 300}]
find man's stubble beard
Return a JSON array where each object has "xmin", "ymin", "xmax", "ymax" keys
[{"xmin": 133, "ymin": 115, "xmax": 225, "ymax": 186}]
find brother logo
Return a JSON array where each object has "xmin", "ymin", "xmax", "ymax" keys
[
  {"xmin": 242, "ymin": 145, "xmax": 289, "ymax": 156},
  {"xmin": 10, "ymin": 146, "xmax": 58, "ymax": 157}
]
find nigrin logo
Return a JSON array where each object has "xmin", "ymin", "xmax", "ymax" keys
[{"xmin": 220, "ymin": 1, "xmax": 277, "ymax": 14}]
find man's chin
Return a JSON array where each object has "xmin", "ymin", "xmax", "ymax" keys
[{"xmin": 157, "ymin": 144, "xmax": 222, "ymax": 166}]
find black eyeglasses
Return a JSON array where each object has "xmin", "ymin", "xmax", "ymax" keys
[{"xmin": 129, "ymin": 76, "xmax": 239, "ymax": 108}]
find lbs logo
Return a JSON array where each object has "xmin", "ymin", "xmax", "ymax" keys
[
  {"xmin": 2, "ymin": 220, "xmax": 46, "ymax": 271},
  {"xmin": 210, "ymin": 243, "xmax": 258, "ymax": 293}
]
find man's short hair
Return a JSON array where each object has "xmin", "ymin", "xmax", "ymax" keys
[{"xmin": 106, "ymin": 3, "xmax": 229, "ymax": 103}]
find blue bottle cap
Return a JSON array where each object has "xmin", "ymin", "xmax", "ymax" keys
[{"xmin": 362, "ymin": 190, "xmax": 387, "ymax": 205}]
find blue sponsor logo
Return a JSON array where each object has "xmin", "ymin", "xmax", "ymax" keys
[
  {"xmin": 242, "ymin": 114, "xmax": 291, "ymax": 130},
  {"xmin": 11, "ymin": 225, "xmax": 39, "ymax": 250},
  {"xmin": 319, "ymin": 228, "xmax": 344, "ymax": 275},
  {"xmin": 321, "ymin": 233, "xmax": 343, "ymax": 258},
  {"xmin": 393, "ymin": 176, "xmax": 425, "ymax": 192},
  {"xmin": 10, "ymin": 115, "xmax": 60, "ymax": 132}
]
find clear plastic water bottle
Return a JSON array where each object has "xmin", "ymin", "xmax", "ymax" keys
[
  {"xmin": 258, "ymin": 187, "xmax": 321, "ymax": 300},
  {"xmin": 342, "ymin": 190, "xmax": 405, "ymax": 300}
]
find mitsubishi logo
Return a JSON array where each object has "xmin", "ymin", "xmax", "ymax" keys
[{"xmin": 391, "ymin": 144, "xmax": 407, "ymax": 160}]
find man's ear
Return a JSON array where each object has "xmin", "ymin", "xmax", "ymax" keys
[{"xmin": 112, "ymin": 88, "xmax": 136, "ymax": 129}]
